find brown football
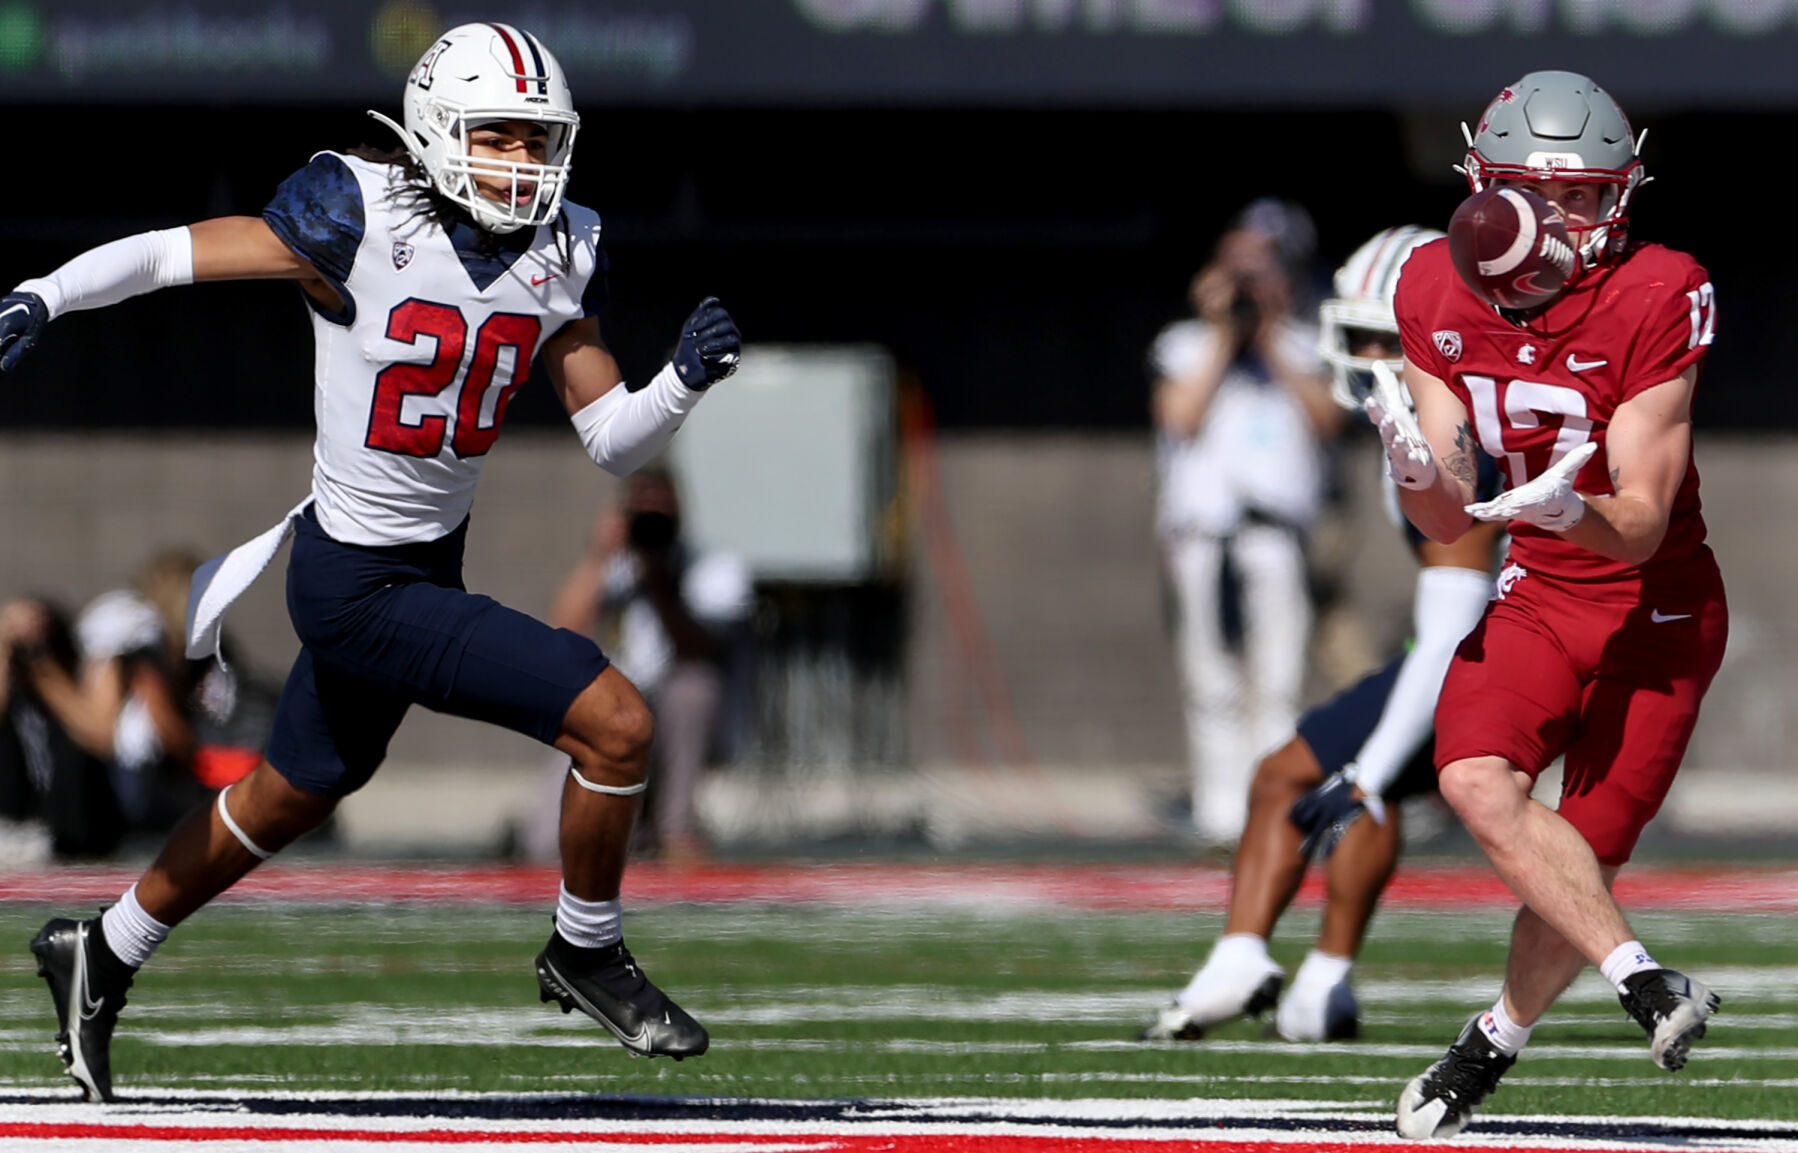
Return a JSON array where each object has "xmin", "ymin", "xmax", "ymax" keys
[{"xmin": 1447, "ymin": 186, "xmax": 1578, "ymax": 311}]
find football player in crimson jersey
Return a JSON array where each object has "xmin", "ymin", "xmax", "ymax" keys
[
  {"xmin": 1367, "ymin": 71, "xmax": 1726, "ymax": 1140},
  {"xmin": 0, "ymin": 24, "xmax": 731, "ymax": 1100}
]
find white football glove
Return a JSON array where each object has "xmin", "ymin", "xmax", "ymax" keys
[
  {"xmin": 1465, "ymin": 441, "xmax": 1597, "ymax": 531},
  {"xmin": 1363, "ymin": 361, "xmax": 1436, "ymax": 490}
]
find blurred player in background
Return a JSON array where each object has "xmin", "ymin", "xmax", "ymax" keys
[
  {"xmin": 1366, "ymin": 71, "xmax": 1726, "ymax": 1138},
  {"xmin": 1143, "ymin": 226, "xmax": 1504, "ymax": 1045},
  {"xmin": 1151, "ymin": 198, "xmax": 1342, "ymax": 847},
  {"xmin": 0, "ymin": 22, "xmax": 739, "ymax": 1101}
]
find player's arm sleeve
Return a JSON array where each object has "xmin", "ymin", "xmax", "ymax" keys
[
  {"xmin": 1344, "ymin": 564, "xmax": 1493, "ymax": 797},
  {"xmin": 569, "ymin": 365, "xmax": 705, "ymax": 478},
  {"xmin": 13, "ymin": 229, "xmax": 194, "ymax": 320},
  {"xmin": 260, "ymin": 152, "xmax": 366, "ymax": 326},
  {"xmin": 1620, "ymin": 264, "xmax": 1715, "ymax": 404}
]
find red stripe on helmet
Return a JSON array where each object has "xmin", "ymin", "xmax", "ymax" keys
[{"xmin": 486, "ymin": 22, "xmax": 528, "ymax": 93}]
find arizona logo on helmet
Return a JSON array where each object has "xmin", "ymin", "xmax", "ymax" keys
[{"xmin": 411, "ymin": 39, "xmax": 450, "ymax": 90}]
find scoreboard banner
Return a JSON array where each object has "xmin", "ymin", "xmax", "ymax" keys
[{"xmin": 0, "ymin": 0, "xmax": 1795, "ymax": 107}]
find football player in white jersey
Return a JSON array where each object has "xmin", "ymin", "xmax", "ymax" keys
[{"xmin": 1, "ymin": 23, "xmax": 730, "ymax": 1100}]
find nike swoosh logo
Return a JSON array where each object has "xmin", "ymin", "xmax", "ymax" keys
[
  {"xmin": 75, "ymin": 926, "xmax": 103, "ymax": 1022},
  {"xmin": 0, "ymin": 302, "xmax": 30, "ymax": 323},
  {"xmin": 1566, "ymin": 354, "xmax": 1609, "ymax": 372},
  {"xmin": 1650, "ymin": 610, "xmax": 1692, "ymax": 623},
  {"xmin": 545, "ymin": 958, "xmax": 652, "ymax": 1051},
  {"xmin": 531, "ymin": 274, "xmax": 559, "ymax": 286}
]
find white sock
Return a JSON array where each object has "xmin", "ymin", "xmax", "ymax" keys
[
  {"xmin": 1292, "ymin": 949, "xmax": 1353, "ymax": 991},
  {"xmin": 554, "ymin": 884, "xmax": 623, "ymax": 949},
  {"xmin": 1599, "ymin": 940, "xmax": 1659, "ymax": 991},
  {"xmin": 1207, "ymin": 933, "xmax": 1271, "ymax": 972},
  {"xmin": 1479, "ymin": 996, "xmax": 1534, "ymax": 1056},
  {"xmin": 99, "ymin": 884, "xmax": 171, "ymax": 969}
]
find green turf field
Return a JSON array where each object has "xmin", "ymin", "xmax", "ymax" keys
[{"xmin": 2, "ymin": 900, "xmax": 1794, "ymax": 1121}]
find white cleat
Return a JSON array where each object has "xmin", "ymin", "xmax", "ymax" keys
[
  {"xmin": 1140, "ymin": 959, "xmax": 1285, "ymax": 1041},
  {"xmin": 1275, "ymin": 976, "xmax": 1359, "ymax": 1042}
]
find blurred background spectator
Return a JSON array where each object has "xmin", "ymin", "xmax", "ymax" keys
[
  {"xmin": 0, "ymin": 597, "xmax": 124, "ymax": 862},
  {"xmin": 0, "ymin": 551, "xmax": 277, "ymax": 863},
  {"xmin": 1151, "ymin": 198, "xmax": 1343, "ymax": 847},
  {"xmin": 530, "ymin": 471, "xmax": 755, "ymax": 863}
]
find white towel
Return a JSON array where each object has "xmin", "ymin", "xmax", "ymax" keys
[{"xmin": 185, "ymin": 499, "xmax": 312, "ymax": 662}]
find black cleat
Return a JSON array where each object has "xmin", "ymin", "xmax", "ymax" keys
[
  {"xmin": 30, "ymin": 917, "xmax": 135, "ymax": 1102},
  {"xmin": 1395, "ymin": 1013, "xmax": 1516, "ymax": 1139},
  {"xmin": 1620, "ymin": 967, "xmax": 1719, "ymax": 1071},
  {"xmin": 535, "ymin": 933, "xmax": 709, "ymax": 1059}
]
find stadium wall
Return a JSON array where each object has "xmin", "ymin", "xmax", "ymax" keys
[{"xmin": 2, "ymin": 431, "xmax": 1789, "ymax": 849}]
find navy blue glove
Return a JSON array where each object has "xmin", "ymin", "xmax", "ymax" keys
[
  {"xmin": 1289, "ymin": 768, "xmax": 1373, "ymax": 861},
  {"xmin": 671, "ymin": 296, "xmax": 740, "ymax": 389},
  {"xmin": 0, "ymin": 291, "xmax": 48, "ymax": 373}
]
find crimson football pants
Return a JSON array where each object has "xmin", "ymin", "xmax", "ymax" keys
[{"xmin": 1433, "ymin": 548, "xmax": 1727, "ymax": 866}]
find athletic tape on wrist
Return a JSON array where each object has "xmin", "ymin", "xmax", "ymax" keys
[
  {"xmin": 570, "ymin": 767, "xmax": 647, "ymax": 796},
  {"xmin": 216, "ymin": 785, "xmax": 275, "ymax": 861}
]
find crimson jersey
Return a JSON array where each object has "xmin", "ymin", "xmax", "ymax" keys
[{"xmin": 1396, "ymin": 239, "xmax": 1716, "ymax": 581}]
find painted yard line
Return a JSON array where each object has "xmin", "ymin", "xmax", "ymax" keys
[
  {"xmin": 3, "ymin": 1096, "xmax": 1798, "ymax": 1153},
  {"xmin": 6, "ymin": 1125, "xmax": 1791, "ymax": 1153},
  {"xmin": 5, "ymin": 863, "xmax": 1798, "ymax": 911}
]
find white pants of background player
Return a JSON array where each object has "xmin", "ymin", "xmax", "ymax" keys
[{"xmin": 1166, "ymin": 523, "xmax": 1311, "ymax": 844}]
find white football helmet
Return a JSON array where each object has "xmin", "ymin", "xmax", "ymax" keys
[
  {"xmin": 370, "ymin": 23, "xmax": 580, "ymax": 234},
  {"xmin": 1459, "ymin": 70, "xmax": 1646, "ymax": 268},
  {"xmin": 1318, "ymin": 225, "xmax": 1443, "ymax": 411}
]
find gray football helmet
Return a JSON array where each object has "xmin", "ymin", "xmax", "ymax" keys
[
  {"xmin": 1318, "ymin": 225, "xmax": 1443, "ymax": 411},
  {"xmin": 1459, "ymin": 70, "xmax": 1646, "ymax": 267}
]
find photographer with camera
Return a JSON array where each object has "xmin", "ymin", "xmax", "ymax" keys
[
  {"xmin": 543, "ymin": 470, "xmax": 754, "ymax": 864},
  {"xmin": 1150, "ymin": 198, "xmax": 1342, "ymax": 847},
  {"xmin": 0, "ymin": 597, "xmax": 127, "ymax": 862}
]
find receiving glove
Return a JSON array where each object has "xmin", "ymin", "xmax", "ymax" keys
[
  {"xmin": 0, "ymin": 291, "xmax": 48, "ymax": 373},
  {"xmin": 1465, "ymin": 441, "xmax": 1596, "ymax": 532},
  {"xmin": 1289, "ymin": 766, "xmax": 1387, "ymax": 861},
  {"xmin": 672, "ymin": 296, "xmax": 741, "ymax": 389},
  {"xmin": 1363, "ymin": 360, "xmax": 1436, "ymax": 490}
]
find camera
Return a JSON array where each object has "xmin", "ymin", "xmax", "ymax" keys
[
  {"xmin": 627, "ymin": 509, "xmax": 677, "ymax": 552},
  {"xmin": 1229, "ymin": 277, "xmax": 1261, "ymax": 333}
]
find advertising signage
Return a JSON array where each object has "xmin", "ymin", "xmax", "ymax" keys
[{"xmin": 0, "ymin": 0, "xmax": 1795, "ymax": 107}]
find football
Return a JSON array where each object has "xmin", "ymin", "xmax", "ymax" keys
[{"xmin": 1447, "ymin": 186, "xmax": 1579, "ymax": 311}]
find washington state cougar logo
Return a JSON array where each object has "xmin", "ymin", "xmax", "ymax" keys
[
  {"xmin": 392, "ymin": 241, "xmax": 415, "ymax": 271},
  {"xmin": 1433, "ymin": 329, "xmax": 1463, "ymax": 362}
]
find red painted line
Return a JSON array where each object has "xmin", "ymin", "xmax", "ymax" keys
[
  {"xmin": 3, "ymin": 862, "xmax": 1795, "ymax": 912},
  {"xmin": 0, "ymin": 1124, "xmax": 1731, "ymax": 1152}
]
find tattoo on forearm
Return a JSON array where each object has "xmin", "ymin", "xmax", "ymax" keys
[
  {"xmin": 1610, "ymin": 466, "xmax": 1620, "ymax": 489},
  {"xmin": 1445, "ymin": 421, "xmax": 1478, "ymax": 489}
]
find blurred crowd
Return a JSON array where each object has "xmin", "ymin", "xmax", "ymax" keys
[{"xmin": 1, "ymin": 551, "xmax": 273, "ymax": 865}]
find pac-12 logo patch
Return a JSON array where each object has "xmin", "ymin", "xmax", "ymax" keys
[
  {"xmin": 1433, "ymin": 329, "xmax": 1463, "ymax": 362},
  {"xmin": 392, "ymin": 241, "xmax": 415, "ymax": 271}
]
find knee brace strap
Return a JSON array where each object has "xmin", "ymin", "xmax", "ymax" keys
[
  {"xmin": 570, "ymin": 767, "xmax": 647, "ymax": 796},
  {"xmin": 217, "ymin": 785, "xmax": 275, "ymax": 861}
]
